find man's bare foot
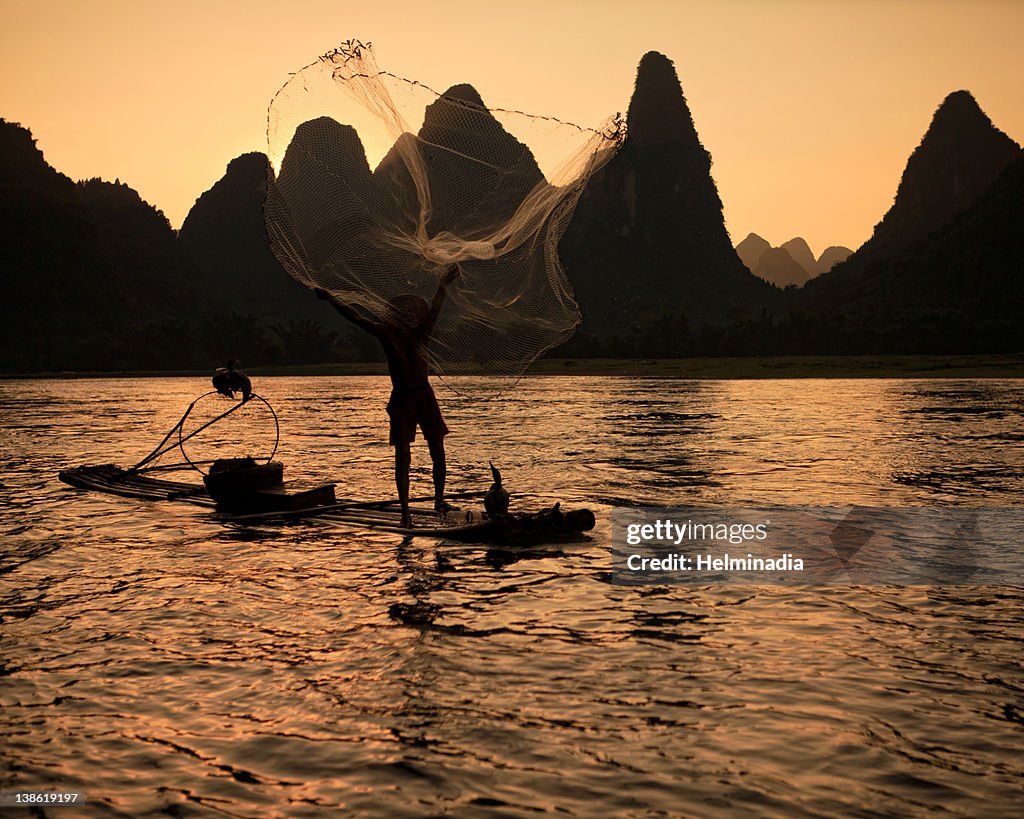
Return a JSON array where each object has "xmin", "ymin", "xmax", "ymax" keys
[
  {"xmin": 434, "ymin": 499, "xmax": 455, "ymax": 515},
  {"xmin": 400, "ymin": 512, "xmax": 412, "ymax": 529}
]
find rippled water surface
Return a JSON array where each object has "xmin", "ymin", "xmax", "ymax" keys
[{"xmin": 1, "ymin": 376, "xmax": 1022, "ymax": 817}]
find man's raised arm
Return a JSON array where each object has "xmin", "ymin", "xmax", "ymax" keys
[
  {"xmin": 314, "ymin": 288, "xmax": 382, "ymax": 336},
  {"xmin": 423, "ymin": 264, "xmax": 461, "ymax": 335}
]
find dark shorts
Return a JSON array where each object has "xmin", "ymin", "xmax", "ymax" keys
[{"xmin": 386, "ymin": 383, "xmax": 449, "ymax": 446}]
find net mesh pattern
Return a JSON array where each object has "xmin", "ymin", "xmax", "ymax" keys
[{"xmin": 264, "ymin": 41, "xmax": 623, "ymax": 391}]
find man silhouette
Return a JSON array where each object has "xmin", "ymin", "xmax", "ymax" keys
[{"xmin": 316, "ymin": 264, "xmax": 460, "ymax": 527}]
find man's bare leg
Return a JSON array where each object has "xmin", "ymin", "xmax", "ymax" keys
[
  {"xmin": 395, "ymin": 442, "xmax": 412, "ymax": 528},
  {"xmin": 427, "ymin": 435, "xmax": 448, "ymax": 513}
]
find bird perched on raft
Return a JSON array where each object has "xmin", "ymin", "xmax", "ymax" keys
[
  {"xmin": 212, "ymin": 359, "xmax": 252, "ymax": 401},
  {"xmin": 484, "ymin": 461, "xmax": 510, "ymax": 518}
]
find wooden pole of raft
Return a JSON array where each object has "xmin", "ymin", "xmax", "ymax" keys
[
  {"xmin": 345, "ymin": 490, "xmax": 486, "ymax": 509},
  {"xmin": 218, "ymin": 490, "xmax": 487, "ymax": 522},
  {"xmin": 317, "ymin": 516, "xmax": 418, "ymax": 533},
  {"xmin": 62, "ymin": 472, "xmax": 169, "ymax": 501}
]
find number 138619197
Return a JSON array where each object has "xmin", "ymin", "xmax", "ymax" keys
[{"xmin": 0, "ymin": 791, "xmax": 86, "ymax": 806}]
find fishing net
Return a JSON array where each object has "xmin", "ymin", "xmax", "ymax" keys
[{"xmin": 264, "ymin": 41, "xmax": 623, "ymax": 391}]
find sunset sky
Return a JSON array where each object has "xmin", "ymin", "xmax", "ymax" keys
[{"xmin": 2, "ymin": 0, "xmax": 1021, "ymax": 255}]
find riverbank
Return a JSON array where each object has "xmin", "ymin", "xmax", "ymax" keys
[
  {"xmin": 526, "ymin": 354, "xmax": 1024, "ymax": 378},
  {"xmin": 3, "ymin": 354, "xmax": 1024, "ymax": 380}
]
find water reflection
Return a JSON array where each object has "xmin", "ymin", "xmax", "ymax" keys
[
  {"xmin": 890, "ymin": 379, "xmax": 1024, "ymax": 501},
  {"xmin": 1, "ymin": 376, "xmax": 1022, "ymax": 816}
]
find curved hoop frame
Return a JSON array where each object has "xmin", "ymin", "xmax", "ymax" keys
[{"xmin": 177, "ymin": 392, "xmax": 280, "ymax": 474}]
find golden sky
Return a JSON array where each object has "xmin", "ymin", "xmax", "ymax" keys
[{"xmin": 2, "ymin": 0, "xmax": 1021, "ymax": 255}]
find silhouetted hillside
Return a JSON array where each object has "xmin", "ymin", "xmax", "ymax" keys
[
  {"xmin": 268, "ymin": 92, "xmax": 552, "ymax": 356},
  {"xmin": 779, "ymin": 89, "xmax": 1024, "ymax": 354},
  {"xmin": 780, "ymin": 238, "xmax": 815, "ymax": 278},
  {"xmin": 5, "ymin": 74, "xmax": 1022, "ymax": 370},
  {"xmin": 180, "ymin": 151, "xmax": 342, "ymax": 324},
  {"xmin": 735, "ymin": 232, "xmax": 771, "ymax": 273},
  {"xmin": 79, "ymin": 178, "xmax": 203, "ymax": 319},
  {"xmin": 755, "ymin": 246, "xmax": 809, "ymax": 288},
  {"xmin": 0, "ymin": 118, "xmax": 368, "ymax": 372},
  {"xmin": 415, "ymin": 84, "xmax": 544, "ymax": 236},
  {"xmin": 815, "ymin": 245, "xmax": 852, "ymax": 275},
  {"xmin": 735, "ymin": 234, "xmax": 850, "ymax": 285},
  {"xmin": 854, "ymin": 91, "xmax": 1020, "ymax": 262},
  {"xmin": 562, "ymin": 52, "xmax": 777, "ymax": 352},
  {"xmin": 0, "ymin": 121, "xmax": 219, "ymax": 371},
  {"xmin": 791, "ymin": 154, "xmax": 1024, "ymax": 353},
  {"xmin": 192, "ymin": 146, "xmax": 379, "ymax": 364},
  {"xmin": 269, "ymin": 119, "xmax": 377, "ymax": 282},
  {"xmin": 0, "ymin": 120, "xmax": 124, "ymax": 370},
  {"xmin": 371, "ymin": 84, "xmax": 545, "ymax": 237}
]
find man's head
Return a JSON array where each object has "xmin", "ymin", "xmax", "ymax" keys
[{"xmin": 386, "ymin": 294, "xmax": 430, "ymax": 330}]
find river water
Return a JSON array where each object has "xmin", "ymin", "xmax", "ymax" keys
[{"xmin": 1, "ymin": 376, "xmax": 1022, "ymax": 817}]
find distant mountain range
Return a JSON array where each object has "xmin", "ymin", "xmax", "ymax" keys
[
  {"xmin": 1, "ymin": 60, "xmax": 1021, "ymax": 371},
  {"xmin": 568, "ymin": 73, "xmax": 1021, "ymax": 355},
  {"xmin": 735, "ymin": 233, "xmax": 852, "ymax": 287},
  {"xmin": 0, "ymin": 119, "xmax": 371, "ymax": 371}
]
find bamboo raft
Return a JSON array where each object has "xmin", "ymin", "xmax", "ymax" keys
[{"xmin": 58, "ymin": 464, "xmax": 596, "ymax": 543}]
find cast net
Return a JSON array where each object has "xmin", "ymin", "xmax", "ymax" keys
[{"xmin": 264, "ymin": 41, "xmax": 623, "ymax": 392}]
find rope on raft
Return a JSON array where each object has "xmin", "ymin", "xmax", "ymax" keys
[{"xmin": 129, "ymin": 392, "xmax": 280, "ymax": 475}]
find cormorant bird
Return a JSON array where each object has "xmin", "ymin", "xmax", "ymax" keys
[
  {"xmin": 212, "ymin": 359, "xmax": 252, "ymax": 401},
  {"xmin": 484, "ymin": 461, "xmax": 510, "ymax": 518}
]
